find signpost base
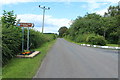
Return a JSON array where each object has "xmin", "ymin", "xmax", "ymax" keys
[{"xmin": 16, "ymin": 51, "xmax": 40, "ymax": 58}]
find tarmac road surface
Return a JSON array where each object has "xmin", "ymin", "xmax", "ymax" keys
[{"xmin": 34, "ymin": 38, "xmax": 118, "ymax": 78}]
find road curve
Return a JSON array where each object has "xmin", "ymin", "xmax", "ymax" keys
[{"xmin": 34, "ymin": 38, "xmax": 118, "ymax": 78}]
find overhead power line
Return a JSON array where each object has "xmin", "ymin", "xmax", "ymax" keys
[{"xmin": 39, "ymin": 5, "xmax": 50, "ymax": 33}]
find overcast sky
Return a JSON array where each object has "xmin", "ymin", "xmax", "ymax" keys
[{"xmin": 0, "ymin": 0, "xmax": 119, "ymax": 33}]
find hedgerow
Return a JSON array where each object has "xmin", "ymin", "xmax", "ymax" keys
[
  {"xmin": 2, "ymin": 11, "xmax": 56, "ymax": 66},
  {"xmin": 2, "ymin": 26, "xmax": 56, "ymax": 66},
  {"xmin": 2, "ymin": 25, "xmax": 22, "ymax": 65},
  {"xmin": 86, "ymin": 35, "xmax": 106, "ymax": 46}
]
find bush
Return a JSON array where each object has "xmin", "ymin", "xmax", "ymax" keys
[
  {"xmin": 65, "ymin": 35, "xmax": 73, "ymax": 40},
  {"xmin": 86, "ymin": 35, "xmax": 106, "ymax": 46},
  {"xmin": 108, "ymin": 32, "xmax": 119, "ymax": 44},
  {"xmin": 75, "ymin": 34, "xmax": 89, "ymax": 43},
  {"xmin": 43, "ymin": 33, "xmax": 57, "ymax": 42},
  {"xmin": 2, "ymin": 26, "xmax": 22, "ymax": 65},
  {"xmin": 2, "ymin": 27, "xmax": 56, "ymax": 66},
  {"xmin": 72, "ymin": 33, "xmax": 95, "ymax": 43},
  {"xmin": 29, "ymin": 29, "xmax": 45, "ymax": 49},
  {"xmin": 95, "ymin": 36, "xmax": 106, "ymax": 46}
]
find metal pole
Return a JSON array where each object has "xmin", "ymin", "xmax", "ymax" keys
[
  {"xmin": 118, "ymin": 1, "xmax": 120, "ymax": 7},
  {"xmin": 27, "ymin": 27, "xmax": 30, "ymax": 51},
  {"xmin": 42, "ymin": 9, "xmax": 45, "ymax": 34},
  {"xmin": 22, "ymin": 27, "xmax": 24, "ymax": 52}
]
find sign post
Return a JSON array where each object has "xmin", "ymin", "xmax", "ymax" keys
[
  {"xmin": 17, "ymin": 23, "xmax": 34, "ymax": 52},
  {"xmin": 22, "ymin": 27, "xmax": 24, "ymax": 52},
  {"xmin": 27, "ymin": 27, "xmax": 30, "ymax": 51}
]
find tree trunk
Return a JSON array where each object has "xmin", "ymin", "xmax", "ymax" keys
[{"xmin": 103, "ymin": 30, "xmax": 106, "ymax": 39}]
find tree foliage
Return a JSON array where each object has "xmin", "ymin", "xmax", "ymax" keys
[
  {"xmin": 86, "ymin": 35, "xmax": 106, "ymax": 46},
  {"xmin": 65, "ymin": 5, "xmax": 120, "ymax": 45},
  {"xmin": 58, "ymin": 26, "xmax": 68, "ymax": 37},
  {"xmin": 2, "ymin": 11, "xmax": 22, "ymax": 65},
  {"xmin": 1, "ymin": 10, "xmax": 16, "ymax": 28}
]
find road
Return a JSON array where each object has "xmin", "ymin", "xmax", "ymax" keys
[{"xmin": 34, "ymin": 38, "xmax": 118, "ymax": 78}]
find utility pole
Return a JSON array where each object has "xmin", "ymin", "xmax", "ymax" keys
[
  {"xmin": 39, "ymin": 5, "xmax": 50, "ymax": 33},
  {"xmin": 118, "ymin": 1, "xmax": 120, "ymax": 7}
]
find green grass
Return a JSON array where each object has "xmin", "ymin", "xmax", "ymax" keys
[
  {"xmin": 0, "ymin": 69, "xmax": 1, "ymax": 79},
  {"xmin": 65, "ymin": 38, "xmax": 119, "ymax": 47},
  {"xmin": 64, "ymin": 38, "xmax": 87, "ymax": 45},
  {"xmin": 106, "ymin": 44, "xmax": 119, "ymax": 47},
  {"xmin": 2, "ymin": 40, "xmax": 56, "ymax": 78}
]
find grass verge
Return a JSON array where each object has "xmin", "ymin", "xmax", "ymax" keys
[
  {"xmin": 2, "ymin": 40, "xmax": 56, "ymax": 78},
  {"xmin": 65, "ymin": 38, "xmax": 119, "ymax": 47},
  {"xmin": 64, "ymin": 38, "xmax": 86, "ymax": 45},
  {"xmin": 106, "ymin": 44, "xmax": 119, "ymax": 47}
]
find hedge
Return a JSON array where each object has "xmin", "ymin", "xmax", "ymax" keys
[
  {"xmin": 2, "ymin": 26, "xmax": 56, "ymax": 66},
  {"xmin": 86, "ymin": 35, "xmax": 106, "ymax": 46}
]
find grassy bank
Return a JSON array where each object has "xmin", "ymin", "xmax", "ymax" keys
[
  {"xmin": 65, "ymin": 38, "xmax": 118, "ymax": 47},
  {"xmin": 106, "ymin": 44, "xmax": 119, "ymax": 47},
  {"xmin": 65, "ymin": 38, "xmax": 86, "ymax": 45},
  {"xmin": 2, "ymin": 40, "xmax": 56, "ymax": 78}
]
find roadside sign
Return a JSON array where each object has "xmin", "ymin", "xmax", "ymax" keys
[
  {"xmin": 16, "ymin": 21, "xmax": 34, "ymax": 52},
  {"xmin": 17, "ymin": 23, "xmax": 33, "ymax": 27}
]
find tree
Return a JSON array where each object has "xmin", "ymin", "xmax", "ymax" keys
[
  {"xmin": 1, "ymin": 10, "xmax": 16, "ymax": 28},
  {"xmin": 58, "ymin": 26, "xmax": 68, "ymax": 37},
  {"xmin": 66, "ymin": 5, "xmax": 119, "ymax": 44},
  {"xmin": 107, "ymin": 5, "xmax": 120, "ymax": 17}
]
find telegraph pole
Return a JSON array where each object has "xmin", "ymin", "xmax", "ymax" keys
[
  {"xmin": 39, "ymin": 5, "xmax": 50, "ymax": 33},
  {"xmin": 118, "ymin": 2, "xmax": 120, "ymax": 80},
  {"xmin": 118, "ymin": 1, "xmax": 120, "ymax": 7}
]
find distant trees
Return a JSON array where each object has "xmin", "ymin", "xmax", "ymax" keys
[
  {"xmin": 64, "ymin": 5, "xmax": 120, "ymax": 45},
  {"xmin": 58, "ymin": 26, "xmax": 68, "ymax": 37}
]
